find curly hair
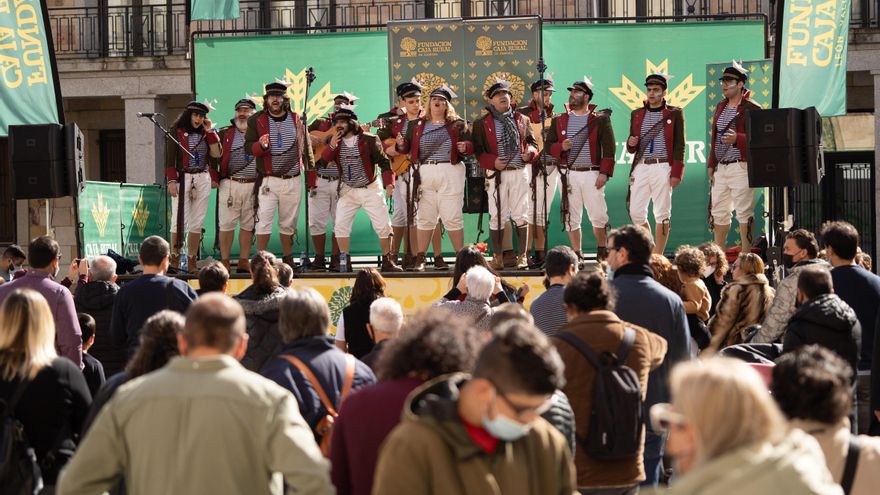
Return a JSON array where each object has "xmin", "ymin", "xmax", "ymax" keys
[
  {"xmin": 125, "ymin": 310, "xmax": 184, "ymax": 379},
  {"xmin": 375, "ymin": 309, "xmax": 481, "ymax": 381},
  {"xmin": 650, "ymin": 254, "xmax": 681, "ymax": 294},
  {"xmin": 771, "ymin": 345, "xmax": 852, "ymax": 424},
  {"xmin": 564, "ymin": 271, "xmax": 617, "ymax": 313},
  {"xmin": 697, "ymin": 242, "xmax": 729, "ymax": 278},
  {"xmin": 250, "ymin": 251, "xmax": 279, "ymax": 294},
  {"xmin": 673, "ymin": 245, "xmax": 706, "ymax": 279}
]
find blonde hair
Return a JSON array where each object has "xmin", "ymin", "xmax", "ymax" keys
[
  {"xmin": 422, "ymin": 97, "xmax": 461, "ymax": 122},
  {"xmin": 736, "ymin": 252, "xmax": 764, "ymax": 276},
  {"xmin": 670, "ymin": 358, "xmax": 785, "ymax": 464},
  {"xmin": 0, "ymin": 289, "xmax": 57, "ymax": 380}
]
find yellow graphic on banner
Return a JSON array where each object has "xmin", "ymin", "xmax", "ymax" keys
[
  {"xmin": 482, "ymin": 72, "xmax": 526, "ymax": 106},
  {"xmin": 249, "ymin": 68, "xmax": 335, "ymax": 122},
  {"xmin": 91, "ymin": 193, "xmax": 111, "ymax": 238},
  {"xmin": 0, "ymin": 0, "xmax": 50, "ymax": 89},
  {"xmin": 132, "ymin": 196, "xmax": 150, "ymax": 236},
  {"xmin": 610, "ymin": 59, "xmax": 706, "ymax": 110},
  {"xmin": 413, "ymin": 72, "xmax": 451, "ymax": 107}
]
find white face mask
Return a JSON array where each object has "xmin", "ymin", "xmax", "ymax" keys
[
  {"xmin": 702, "ymin": 265, "xmax": 716, "ymax": 278},
  {"xmin": 606, "ymin": 264, "xmax": 614, "ymax": 280}
]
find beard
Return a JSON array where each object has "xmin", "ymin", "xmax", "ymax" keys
[
  {"xmin": 235, "ymin": 119, "xmax": 248, "ymax": 131},
  {"xmin": 569, "ymin": 98, "xmax": 584, "ymax": 110}
]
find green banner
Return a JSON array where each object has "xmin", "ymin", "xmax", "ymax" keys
[
  {"xmin": 387, "ymin": 19, "xmax": 462, "ymax": 110},
  {"xmin": 79, "ymin": 182, "xmax": 170, "ymax": 260},
  {"xmin": 192, "ymin": 21, "xmax": 765, "ymax": 256},
  {"xmin": 191, "ymin": 0, "xmax": 240, "ymax": 21},
  {"xmin": 80, "ymin": 182, "xmax": 124, "ymax": 257},
  {"xmin": 120, "ymin": 184, "xmax": 169, "ymax": 258},
  {"xmin": 0, "ymin": 0, "xmax": 62, "ymax": 137},
  {"xmin": 778, "ymin": 0, "xmax": 850, "ymax": 116}
]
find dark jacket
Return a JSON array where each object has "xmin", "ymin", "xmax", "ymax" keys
[
  {"xmin": 75, "ymin": 280, "xmax": 126, "ymax": 377},
  {"xmin": 235, "ymin": 285, "xmax": 288, "ymax": 371},
  {"xmin": 341, "ymin": 301, "xmax": 375, "ymax": 359},
  {"xmin": 0, "ymin": 358, "xmax": 92, "ymax": 484},
  {"xmin": 541, "ymin": 389, "xmax": 577, "ymax": 458},
  {"xmin": 831, "ymin": 264, "xmax": 880, "ymax": 370},
  {"xmin": 783, "ymin": 293, "xmax": 861, "ymax": 374},
  {"xmin": 260, "ymin": 336, "xmax": 376, "ymax": 440},
  {"xmin": 703, "ymin": 274, "xmax": 727, "ymax": 317}
]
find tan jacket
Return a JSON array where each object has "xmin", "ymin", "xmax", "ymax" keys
[
  {"xmin": 551, "ymin": 311, "xmax": 667, "ymax": 488},
  {"xmin": 707, "ymin": 273, "xmax": 775, "ymax": 351},
  {"xmin": 57, "ymin": 355, "xmax": 333, "ymax": 495},
  {"xmin": 680, "ymin": 277, "xmax": 711, "ymax": 322},
  {"xmin": 372, "ymin": 374, "xmax": 577, "ymax": 495},
  {"xmin": 791, "ymin": 419, "xmax": 880, "ymax": 495}
]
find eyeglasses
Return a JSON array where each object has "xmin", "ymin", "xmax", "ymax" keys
[
  {"xmin": 491, "ymin": 381, "xmax": 553, "ymax": 418},
  {"xmin": 649, "ymin": 403, "xmax": 687, "ymax": 433},
  {"xmin": 721, "ymin": 76, "xmax": 739, "ymax": 83}
]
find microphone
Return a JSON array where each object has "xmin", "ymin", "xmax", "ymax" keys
[{"xmin": 136, "ymin": 112, "xmax": 160, "ymax": 118}]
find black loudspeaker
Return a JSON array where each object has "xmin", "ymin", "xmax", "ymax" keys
[
  {"xmin": 9, "ymin": 123, "xmax": 83, "ymax": 199},
  {"xmin": 746, "ymin": 107, "xmax": 824, "ymax": 187}
]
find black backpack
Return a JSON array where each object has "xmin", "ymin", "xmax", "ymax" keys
[
  {"xmin": 0, "ymin": 379, "xmax": 43, "ymax": 495},
  {"xmin": 556, "ymin": 328, "xmax": 644, "ymax": 460}
]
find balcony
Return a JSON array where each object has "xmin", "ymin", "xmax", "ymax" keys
[{"xmin": 48, "ymin": 0, "xmax": 879, "ymax": 59}]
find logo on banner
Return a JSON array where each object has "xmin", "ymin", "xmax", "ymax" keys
[
  {"xmin": 400, "ymin": 37, "xmax": 418, "ymax": 57},
  {"xmin": 91, "ymin": 193, "xmax": 111, "ymax": 237},
  {"xmin": 610, "ymin": 59, "xmax": 705, "ymax": 110},
  {"xmin": 474, "ymin": 35, "xmax": 529, "ymax": 57},
  {"xmin": 476, "ymin": 36, "xmax": 493, "ymax": 55},
  {"xmin": 250, "ymin": 68, "xmax": 335, "ymax": 125},
  {"xmin": 132, "ymin": 196, "xmax": 150, "ymax": 236},
  {"xmin": 482, "ymin": 72, "xmax": 525, "ymax": 105}
]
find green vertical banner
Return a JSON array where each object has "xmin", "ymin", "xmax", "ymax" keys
[
  {"xmin": 79, "ymin": 182, "xmax": 123, "ymax": 257},
  {"xmin": 120, "ymin": 184, "xmax": 169, "ymax": 258},
  {"xmin": 778, "ymin": 0, "xmax": 850, "ymax": 116},
  {"xmin": 387, "ymin": 19, "xmax": 462, "ymax": 110},
  {"xmin": 0, "ymin": 0, "xmax": 62, "ymax": 136},
  {"xmin": 461, "ymin": 17, "xmax": 541, "ymax": 121},
  {"xmin": 191, "ymin": 0, "xmax": 240, "ymax": 21}
]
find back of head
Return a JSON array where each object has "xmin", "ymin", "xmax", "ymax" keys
[
  {"xmin": 276, "ymin": 262, "xmax": 294, "ymax": 288},
  {"xmin": 489, "ymin": 303, "xmax": 533, "ymax": 329},
  {"xmin": 544, "ymin": 246, "xmax": 578, "ymax": 278},
  {"xmin": 78, "ymin": 313, "xmax": 96, "ymax": 343},
  {"xmin": 786, "ymin": 229, "xmax": 819, "ymax": 259},
  {"xmin": 27, "ymin": 235, "xmax": 60, "ymax": 269},
  {"xmin": 772, "ymin": 345, "xmax": 851, "ymax": 425},
  {"xmin": 377, "ymin": 309, "xmax": 481, "ymax": 381},
  {"xmin": 279, "ymin": 286, "xmax": 330, "ymax": 343},
  {"xmin": 198, "ymin": 261, "xmax": 230, "ymax": 294},
  {"xmin": 126, "ymin": 310, "xmax": 184, "ymax": 378},
  {"xmin": 608, "ymin": 225, "xmax": 653, "ymax": 266},
  {"xmin": 821, "ymin": 221, "xmax": 859, "ymax": 260},
  {"xmin": 673, "ymin": 245, "xmax": 706, "ymax": 279},
  {"xmin": 369, "ymin": 297, "xmax": 403, "ymax": 336},
  {"xmin": 351, "ymin": 268, "xmax": 385, "ymax": 306},
  {"xmin": 564, "ymin": 271, "xmax": 616, "ymax": 313},
  {"xmin": 670, "ymin": 358, "xmax": 785, "ymax": 463},
  {"xmin": 3, "ymin": 244, "xmax": 26, "ymax": 262},
  {"xmin": 140, "ymin": 235, "xmax": 170, "ymax": 267},
  {"xmin": 183, "ymin": 293, "xmax": 246, "ymax": 353},
  {"xmin": 797, "ymin": 266, "xmax": 833, "ymax": 300},
  {"xmin": 474, "ymin": 321, "xmax": 565, "ymax": 395},
  {"xmin": 453, "ymin": 245, "xmax": 494, "ymax": 287},
  {"xmin": 250, "ymin": 251, "xmax": 279, "ymax": 293},
  {"xmin": 465, "ymin": 265, "xmax": 495, "ymax": 301},
  {"xmin": 737, "ymin": 252, "xmax": 765, "ymax": 276},
  {"xmin": 0, "ymin": 289, "xmax": 57, "ymax": 380},
  {"xmin": 650, "ymin": 253, "xmax": 681, "ymax": 293},
  {"xmin": 89, "ymin": 255, "xmax": 117, "ymax": 282}
]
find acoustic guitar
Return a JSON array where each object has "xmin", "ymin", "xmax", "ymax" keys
[
  {"xmin": 309, "ymin": 117, "xmax": 388, "ymax": 158},
  {"xmin": 382, "ymin": 138, "xmax": 413, "ymax": 176}
]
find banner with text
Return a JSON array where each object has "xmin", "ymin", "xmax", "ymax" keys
[{"xmin": 79, "ymin": 182, "xmax": 169, "ymax": 259}]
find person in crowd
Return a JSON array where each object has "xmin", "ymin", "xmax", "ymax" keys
[
  {"xmin": 773, "ymin": 346, "xmax": 880, "ymax": 495},
  {"xmin": 490, "ymin": 302, "xmax": 534, "ymax": 328},
  {"xmin": 60, "ymin": 258, "xmax": 89, "ymax": 291},
  {"xmin": 649, "ymin": 253, "xmax": 682, "ymax": 294},
  {"xmin": 855, "ymin": 249, "xmax": 872, "ymax": 272},
  {"xmin": 434, "ymin": 265, "xmax": 511, "ymax": 331},
  {"xmin": 820, "ymin": 221, "xmax": 880, "ymax": 435},
  {"xmin": 330, "ymin": 309, "xmax": 482, "ymax": 495},
  {"xmin": 334, "ymin": 268, "xmax": 386, "ymax": 358},
  {"xmin": 707, "ymin": 252, "xmax": 774, "ymax": 352},
  {"xmin": 82, "ymin": 310, "xmax": 183, "ymax": 434},
  {"xmin": 277, "ymin": 261, "xmax": 294, "ymax": 288},
  {"xmin": 674, "ymin": 245, "xmax": 712, "ymax": 350},
  {"xmin": 753, "ymin": 229, "xmax": 827, "ymax": 344},
  {"xmin": 196, "ymin": 260, "xmax": 229, "ymax": 295},
  {"xmin": 109, "ymin": 235, "xmax": 197, "ymax": 358},
  {"xmin": 606, "ymin": 224, "xmax": 691, "ymax": 485},
  {"xmin": 0, "ymin": 235, "xmax": 83, "ymax": 368},
  {"xmin": 261, "ymin": 287, "xmax": 376, "ymax": 447},
  {"xmin": 530, "ymin": 246, "xmax": 578, "ymax": 336},
  {"xmin": 372, "ymin": 320, "xmax": 575, "ymax": 494},
  {"xmin": 73, "ymin": 255, "xmax": 125, "ymax": 377},
  {"xmin": 450, "ymin": 245, "xmax": 528, "ymax": 306},
  {"xmin": 58, "ymin": 294, "xmax": 333, "ymax": 495},
  {"xmin": 0, "ymin": 243, "xmax": 26, "ymax": 282},
  {"xmin": 553, "ymin": 271, "xmax": 667, "ymax": 494},
  {"xmin": 697, "ymin": 242, "xmax": 728, "ymax": 317},
  {"xmin": 654, "ymin": 357, "xmax": 842, "ymax": 495},
  {"xmin": 235, "ymin": 251, "xmax": 289, "ymax": 371},
  {"xmin": 0, "ymin": 289, "xmax": 91, "ymax": 490},
  {"xmin": 359, "ymin": 297, "xmax": 404, "ymax": 371},
  {"xmin": 78, "ymin": 313, "xmax": 105, "ymax": 397}
]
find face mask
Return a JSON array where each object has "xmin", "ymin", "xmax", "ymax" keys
[
  {"xmin": 782, "ymin": 254, "xmax": 795, "ymax": 269},
  {"xmin": 605, "ymin": 264, "xmax": 614, "ymax": 281},
  {"xmin": 702, "ymin": 265, "xmax": 716, "ymax": 278},
  {"xmin": 482, "ymin": 410, "xmax": 532, "ymax": 442}
]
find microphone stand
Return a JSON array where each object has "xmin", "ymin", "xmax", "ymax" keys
[
  {"xmin": 298, "ymin": 67, "xmax": 317, "ymax": 273},
  {"xmin": 536, "ymin": 58, "xmax": 551, "ymax": 259}
]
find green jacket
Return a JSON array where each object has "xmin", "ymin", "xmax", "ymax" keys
[{"xmin": 57, "ymin": 355, "xmax": 333, "ymax": 495}]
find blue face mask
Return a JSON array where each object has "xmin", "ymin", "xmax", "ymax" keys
[
  {"xmin": 606, "ymin": 264, "xmax": 614, "ymax": 280},
  {"xmin": 482, "ymin": 397, "xmax": 532, "ymax": 442}
]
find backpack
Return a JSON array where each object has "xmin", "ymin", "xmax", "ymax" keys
[
  {"xmin": 279, "ymin": 354, "xmax": 356, "ymax": 457},
  {"xmin": 0, "ymin": 379, "xmax": 43, "ymax": 495},
  {"xmin": 555, "ymin": 327, "xmax": 643, "ymax": 460}
]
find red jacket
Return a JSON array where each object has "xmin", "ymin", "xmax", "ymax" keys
[
  {"xmin": 708, "ymin": 89, "xmax": 762, "ymax": 170},
  {"xmin": 218, "ymin": 125, "xmax": 257, "ymax": 179},
  {"xmin": 472, "ymin": 110, "xmax": 538, "ymax": 171},
  {"xmin": 519, "ymin": 100, "xmax": 555, "ymax": 124},
  {"xmin": 320, "ymin": 134, "xmax": 394, "ymax": 188},
  {"xmin": 244, "ymin": 110, "xmax": 311, "ymax": 176},
  {"xmin": 398, "ymin": 118, "xmax": 473, "ymax": 164},
  {"xmin": 546, "ymin": 104, "xmax": 616, "ymax": 176},
  {"xmin": 164, "ymin": 128, "xmax": 220, "ymax": 182},
  {"xmin": 626, "ymin": 100, "xmax": 686, "ymax": 180}
]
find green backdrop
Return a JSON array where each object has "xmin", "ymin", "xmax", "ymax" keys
[{"xmin": 186, "ymin": 21, "xmax": 765, "ymax": 257}]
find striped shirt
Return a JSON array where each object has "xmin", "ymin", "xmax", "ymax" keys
[
  {"xmin": 419, "ymin": 122, "xmax": 452, "ymax": 163},
  {"xmin": 529, "ymin": 284, "xmax": 569, "ymax": 336},
  {"xmin": 565, "ymin": 112, "xmax": 592, "ymax": 167},
  {"xmin": 228, "ymin": 129, "xmax": 257, "ymax": 178},
  {"xmin": 494, "ymin": 117, "xmax": 525, "ymax": 169},
  {"xmin": 714, "ymin": 105, "xmax": 742, "ymax": 162},
  {"xmin": 186, "ymin": 132, "xmax": 209, "ymax": 171},
  {"xmin": 339, "ymin": 136, "xmax": 369, "ymax": 187},
  {"xmin": 640, "ymin": 108, "xmax": 668, "ymax": 161},
  {"xmin": 268, "ymin": 113, "xmax": 299, "ymax": 176}
]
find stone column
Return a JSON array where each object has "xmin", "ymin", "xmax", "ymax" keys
[{"xmin": 122, "ymin": 95, "xmax": 168, "ymax": 185}]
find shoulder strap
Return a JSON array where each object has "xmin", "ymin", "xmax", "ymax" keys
[
  {"xmin": 616, "ymin": 327, "xmax": 636, "ymax": 364},
  {"xmin": 555, "ymin": 332, "xmax": 603, "ymax": 369},
  {"xmin": 279, "ymin": 354, "xmax": 356, "ymax": 416},
  {"xmin": 841, "ymin": 435, "xmax": 861, "ymax": 495},
  {"xmin": 1, "ymin": 378, "xmax": 31, "ymax": 420},
  {"xmin": 338, "ymin": 354, "xmax": 356, "ymax": 410}
]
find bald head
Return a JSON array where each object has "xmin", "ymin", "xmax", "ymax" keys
[
  {"xmin": 183, "ymin": 293, "xmax": 246, "ymax": 354},
  {"xmin": 89, "ymin": 255, "xmax": 117, "ymax": 282}
]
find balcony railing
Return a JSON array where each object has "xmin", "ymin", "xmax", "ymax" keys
[{"xmin": 48, "ymin": 0, "xmax": 879, "ymax": 59}]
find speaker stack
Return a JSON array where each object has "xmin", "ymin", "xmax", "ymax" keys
[
  {"xmin": 745, "ymin": 107, "xmax": 824, "ymax": 187},
  {"xmin": 8, "ymin": 123, "xmax": 84, "ymax": 200}
]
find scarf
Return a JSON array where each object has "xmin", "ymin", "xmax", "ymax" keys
[{"xmin": 487, "ymin": 105, "xmax": 520, "ymax": 159}]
